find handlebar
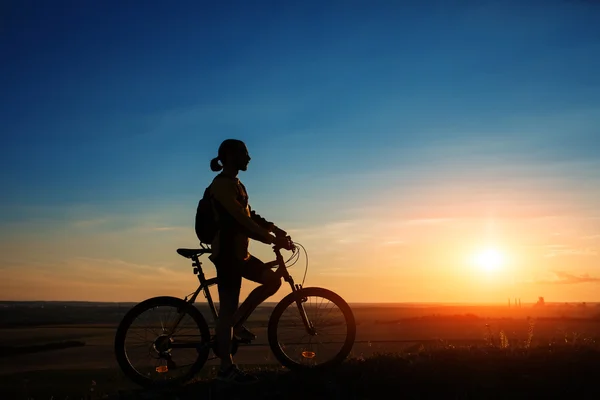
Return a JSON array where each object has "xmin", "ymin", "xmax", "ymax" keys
[
  {"xmin": 265, "ymin": 236, "xmax": 296, "ymax": 270},
  {"xmin": 272, "ymin": 235, "xmax": 295, "ymax": 252}
]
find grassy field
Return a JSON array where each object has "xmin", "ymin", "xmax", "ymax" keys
[{"xmin": 1, "ymin": 301, "xmax": 599, "ymax": 399}]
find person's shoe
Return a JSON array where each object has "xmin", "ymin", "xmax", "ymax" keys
[
  {"xmin": 216, "ymin": 364, "xmax": 258, "ymax": 385},
  {"xmin": 233, "ymin": 325, "xmax": 257, "ymax": 342}
]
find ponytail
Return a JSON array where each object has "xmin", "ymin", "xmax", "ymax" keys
[
  {"xmin": 210, "ymin": 157, "xmax": 223, "ymax": 172},
  {"xmin": 211, "ymin": 139, "xmax": 245, "ymax": 172}
]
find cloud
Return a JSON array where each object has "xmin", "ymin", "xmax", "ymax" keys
[
  {"xmin": 380, "ymin": 240, "xmax": 406, "ymax": 246},
  {"xmin": 290, "ymin": 216, "xmax": 450, "ymax": 242},
  {"xmin": 287, "ymin": 219, "xmax": 373, "ymax": 242},
  {"xmin": 543, "ymin": 244, "xmax": 598, "ymax": 257},
  {"xmin": 317, "ymin": 268, "xmax": 368, "ymax": 277},
  {"xmin": 0, "ymin": 257, "xmax": 197, "ymax": 302},
  {"xmin": 71, "ymin": 218, "xmax": 108, "ymax": 228},
  {"xmin": 148, "ymin": 226, "xmax": 183, "ymax": 232},
  {"xmin": 581, "ymin": 234, "xmax": 600, "ymax": 240},
  {"xmin": 405, "ymin": 218, "xmax": 454, "ymax": 225},
  {"xmin": 537, "ymin": 271, "xmax": 600, "ymax": 285}
]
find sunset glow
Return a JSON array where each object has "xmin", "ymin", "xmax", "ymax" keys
[
  {"xmin": 474, "ymin": 248, "xmax": 504, "ymax": 273},
  {"xmin": 1, "ymin": 1, "xmax": 599, "ymax": 305}
]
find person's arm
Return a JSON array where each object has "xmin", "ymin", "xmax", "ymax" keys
[
  {"xmin": 211, "ymin": 178, "xmax": 274, "ymax": 244},
  {"xmin": 249, "ymin": 206, "xmax": 275, "ymax": 231},
  {"xmin": 249, "ymin": 207, "xmax": 288, "ymax": 236}
]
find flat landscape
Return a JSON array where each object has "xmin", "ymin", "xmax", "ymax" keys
[{"xmin": 1, "ymin": 300, "xmax": 600, "ymax": 399}]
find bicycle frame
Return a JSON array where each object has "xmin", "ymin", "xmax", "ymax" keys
[{"xmin": 171, "ymin": 245, "xmax": 313, "ymax": 335}]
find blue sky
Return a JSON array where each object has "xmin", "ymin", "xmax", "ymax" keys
[{"xmin": 1, "ymin": 0, "xmax": 600, "ymax": 302}]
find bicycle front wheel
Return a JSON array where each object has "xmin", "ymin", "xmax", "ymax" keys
[
  {"xmin": 114, "ymin": 296, "xmax": 211, "ymax": 388},
  {"xmin": 268, "ymin": 287, "xmax": 356, "ymax": 372}
]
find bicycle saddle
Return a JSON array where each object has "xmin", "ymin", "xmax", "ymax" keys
[{"xmin": 176, "ymin": 248, "xmax": 212, "ymax": 258}]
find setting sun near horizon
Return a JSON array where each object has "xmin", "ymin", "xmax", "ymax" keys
[{"xmin": 473, "ymin": 248, "xmax": 505, "ymax": 273}]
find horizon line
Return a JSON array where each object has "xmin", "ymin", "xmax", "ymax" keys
[{"xmin": 1, "ymin": 300, "xmax": 597, "ymax": 305}]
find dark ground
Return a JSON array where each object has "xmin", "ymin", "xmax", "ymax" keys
[
  {"xmin": 2, "ymin": 301, "xmax": 600, "ymax": 399},
  {"xmin": 2, "ymin": 345, "xmax": 600, "ymax": 399}
]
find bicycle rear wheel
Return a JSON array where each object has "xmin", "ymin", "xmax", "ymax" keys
[
  {"xmin": 114, "ymin": 296, "xmax": 210, "ymax": 388},
  {"xmin": 268, "ymin": 287, "xmax": 356, "ymax": 372}
]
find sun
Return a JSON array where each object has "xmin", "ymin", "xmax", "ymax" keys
[{"xmin": 474, "ymin": 248, "xmax": 504, "ymax": 272}]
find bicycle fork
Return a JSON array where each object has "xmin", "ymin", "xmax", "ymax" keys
[
  {"xmin": 286, "ymin": 278, "xmax": 315, "ymax": 336},
  {"xmin": 277, "ymin": 248, "xmax": 315, "ymax": 336}
]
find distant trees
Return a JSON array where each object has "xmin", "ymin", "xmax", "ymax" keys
[{"xmin": 535, "ymin": 297, "xmax": 545, "ymax": 307}]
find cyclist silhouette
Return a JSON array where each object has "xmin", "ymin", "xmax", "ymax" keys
[{"xmin": 207, "ymin": 139, "xmax": 290, "ymax": 384}]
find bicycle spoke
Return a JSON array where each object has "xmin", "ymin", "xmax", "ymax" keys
[
  {"xmin": 135, "ymin": 313, "xmax": 162, "ymax": 338},
  {"xmin": 314, "ymin": 300, "xmax": 336, "ymax": 328},
  {"xmin": 123, "ymin": 304, "xmax": 204, "ymax": 382},
  {"xmin": 274, "ymin": 293, "xmax": 350, "ymax": 367}
]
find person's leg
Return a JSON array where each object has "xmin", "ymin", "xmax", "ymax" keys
[
  {"xmin": 214, "ymin": 256, "xmax": 259, "ymax": 384},
  {"xmin": 214, "ymin": 258, "xmax": 242, "ymax": 371},
  {"xmin": 233, "ymin": 255, "xmax": 282, "ymax": 331}
]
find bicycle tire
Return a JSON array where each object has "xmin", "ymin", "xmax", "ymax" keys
[
  {"xmin": 268, "ymin": 287, "xmax": 356, "ymax": 372},
  {"xmin": 114, "ymin": 296, "xmax": 210, "ymax": 388}
]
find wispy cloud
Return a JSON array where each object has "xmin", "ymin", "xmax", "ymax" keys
[
  {"xmin": 537, "ymin": 271, "xmax": 600, "ymax": 285},
  {"xmin": 287, "ymin": 219, "xmax": 373, "ymax": 242},
  {"xmin": 543, "ymin": 244, "xmax": 598, "ymax": 257},
  {"xmin": 148, "ymin": 226, "xmax": 183, "ymax": 232},
  {"xmin": 317, "ymin": 267, "xmax": 367, "ymax": 277},
  {"xmin": 290, "ymin": 216, "xmax": 451, "ymax": 241},
  {"xmin": 581, "ymin": 234, "xmax": 600, "ymax": 240},
  {"xmin": 0, "ymin": 257, "xmax": 195, "ymax": 302},
  {"xmin": 405, "ymin": 218, "xmax": 454, "ymax": 225},
  {"xmin": 380, "ymin": 240, "xmax": 406, "ymax": 246},
  {"xmin": 71, "ymin": 218, "xmax": 108, "ymax": 228}
]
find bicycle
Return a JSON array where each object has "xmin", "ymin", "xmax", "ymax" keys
[{"xmin": 114, "ymin": 239, "xmax": 356, "ymax": 388}]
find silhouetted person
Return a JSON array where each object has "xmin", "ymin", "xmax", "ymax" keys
[{"xmin": 208, "ymin": 139, "xmax": 290, "ymax": 384}]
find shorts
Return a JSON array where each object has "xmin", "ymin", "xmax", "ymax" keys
[{"xmin": 213, "ymin": 254, "xmax": 270, "ymax": 289}]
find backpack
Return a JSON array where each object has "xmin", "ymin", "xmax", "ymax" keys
[{"xmin": 195, "ymin": 185, "xmax": 218, "ymax": 244}]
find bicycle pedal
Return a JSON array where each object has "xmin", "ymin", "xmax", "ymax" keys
[{"xmin": 234, "ymin": 337, "xmax": 252, "ymax": 344}]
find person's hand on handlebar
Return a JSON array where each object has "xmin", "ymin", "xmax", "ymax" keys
[{"xmin": 273, "ymin": 234, "xmax": 294, "ymax": 251}]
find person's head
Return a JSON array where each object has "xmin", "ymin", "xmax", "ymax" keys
[{"xmin": 210, "ymin": 139, "xmax": 251, "ymax": 172}]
